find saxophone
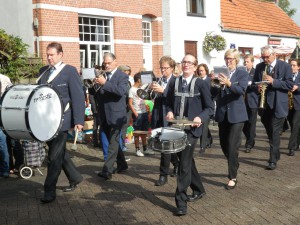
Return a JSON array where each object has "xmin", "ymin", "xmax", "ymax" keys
[
  {"xmin": 259, "ymin": 66, "xmax": 268, "ymax": 109},
  {"xmin": 288, "ymin": 90, "xmax": 293, "ymax": 110}
]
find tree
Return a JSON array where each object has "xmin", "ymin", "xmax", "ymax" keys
[
  {"xmin": 262, "ymin": 0, "xmax": 296, "ymax": 17},
  {"xmin": 0, "ymin": 29, "xmax": 43, "ymax": 83}
]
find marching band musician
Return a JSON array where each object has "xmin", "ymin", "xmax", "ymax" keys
[
  {"xmin": 95, "ymin": 53, "xmax": 128, "ymax": 180},
  {"xmin": 38, "ymin": 42, "xmax": 85, "ymax": 203},
  {"xmin": 197, "ymin": 63, "xmax": 213, "ymax": 153},
  {"xmin": 215, "ymin": 49, "xmax": 248, "ymax": 190},
  {"xmin": 253, "ymin": 46, "xmax": 293, "ymax": 170},
  {"xmin": 287, "ymin": 59, "xmax": 300, "ymax": 156},
  {"xmin": 242, "ymin": 54, "xmax": 258, "ymax": 153},
  {"xmin": 166, "ymin": 54, "xmax": 214, "ymax": 216},
  {"xmin": 152, "ymin": 56, "xmax": 179, "ymax": 186}
]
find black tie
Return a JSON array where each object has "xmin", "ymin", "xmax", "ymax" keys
[
  {"xmin": 44, "ymin": 66, "xmax": 55, "ymax": 83},
  {"xmin": 106, "ymin": 72, "xmax": 111, "ymax": 81},
  {"xmin": 182, "ymin": 79, "xmax": 187, "ymax": 92}
]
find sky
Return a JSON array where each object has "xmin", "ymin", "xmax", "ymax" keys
[{"xmin": 289, "ymin": 0, "xmax": 300, "ymax": 26}]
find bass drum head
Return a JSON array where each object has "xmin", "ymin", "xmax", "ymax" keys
[{"xmin": 27, "ymin": 86, "xmax": 63, "ymax": 141}]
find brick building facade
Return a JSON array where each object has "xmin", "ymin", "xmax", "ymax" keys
[{"xmin": 32, "ymin": 0, "xmax": 163, "ymax": 75}]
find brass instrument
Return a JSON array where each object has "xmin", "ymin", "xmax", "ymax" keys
[
  {"xmin": 258, "ymin": 66, "xmax": 268, "ymax": 109},
  {"xmin": 136, "ymin": 78, "xmax": 162, "ymax": 100},
  {"xmin": 83, "ymin": 69, "xmax": 106, "ymax": 92},
  {"xmin": 288, "ymin": 90, "xmax": 294, "ymax": 110}
]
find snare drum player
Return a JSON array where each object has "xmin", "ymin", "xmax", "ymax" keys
[
  {"xmin": 166, "ymin": 54, "xmax": 214, "ymax": 216},
  {"xmin": 152, "ymin": 56, "xmax": 179, "ymax": 186},
  {"xmin": 37, "ymin": 42, "xmax": 85, "ymax": 203}
]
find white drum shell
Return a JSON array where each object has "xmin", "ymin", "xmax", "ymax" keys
[{"xmin": 0, "ymin": 85, "xmax": 63, "ymax": 141}]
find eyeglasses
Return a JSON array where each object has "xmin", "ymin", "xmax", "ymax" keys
[
  {"xmin": 160, "ymin": 67, "xmax": 170, "ymax": 71},
  {"xmin": 103, "ymin": 60, "xmax": 115, "ymax": 65},
  {"xmin": 261, "ymin": 53, "xmax": 272, "ymax": 59},
  {"xmin": 224, "ymin": 57, "xmax": 235, "ymax": 62},
  {"xmin": 181, "ymin": 61, "xmax": 195, "ymax": 66}
]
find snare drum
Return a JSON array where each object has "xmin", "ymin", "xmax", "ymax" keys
[
  {"xmin": 148, "ymin": 127, "xmax": 187, "ymax": 154},
  {"xmin": 0, "ymin": 84, "xmax": 63, "ymax": 141}
]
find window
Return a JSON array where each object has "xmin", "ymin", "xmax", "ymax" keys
[
  {"xmin": 187, "ymin": 0, "xmax": 205, "ymax": 16},
  {"xmin": 142, "ymin": 21, "xmax": 151, "ymax": 43},
  {"xmin": 79, "ymin": 16, "xmax": 111, "ymax": 42},
  {"xmin": 238, "ymin": 47, "xmax": 253, "ymax": 57}
]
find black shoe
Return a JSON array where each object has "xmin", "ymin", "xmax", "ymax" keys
[
  {"xmin": 63, "ymin": 179, "xmax": 82, "ymax": 192},
  {"xmin": 98, "ymin": 172, "xmax": 112, "ymax": 180},
  {"xmin": 199, "ymin": 147, "xmax": 205, "ymax": 154},
  {"xmin": 225, "ymin": 179, "xmax": 237, "ymax": 190},
  {"xmin": 245, "ymin": 148, "xmax": 251, "ymax": 153},
  {"xmin": 40, "ymin": 196, "xmax": 56, "ymax": 204},
  {"xmin": 174, "ymin": 208, "xmax": 187, "ymax": 216},
  {"xmin": 187, "ymin": 192, "xmax": 206, "ymax": 202},
  {"xmin": 170, "ymin": 166, "xmax": 178, "ymax": 177},
  {"xmin": 113, "ymin": 165, "xmax": 128, "ymax": 174},
  {"xmin": 266, "ymin": 163, "xmax": 277, "ymax": 170},
  {"xmin": 154, "ymin": 175, "xmax": 167, "ymax": 186},
  {"xmin": 288, "ymin": 149, "xmax": 295, "ymax": 156}
]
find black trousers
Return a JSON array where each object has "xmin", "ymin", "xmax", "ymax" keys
[
  {"xmin": 159, "ymin": 153, "xmax": 179, "ymax": 176},
  {"xmin": 44, "ymin": 131, "xmax": 83, "ymax": 198},
  {"xmin": 288, "ymin": 109, "xmax": 300, "ymax": 150},
  {"xmin": 260, "ymin": 106, "xmax": 285, "ymax": 164},
  {"xmin": 218, "ymin": 116, "xmax": 243, "ymax": 180},
  {"xmin": 199, "ymin": 118, "xmax": 212, "ymax": 148},
  {"xmin": 175, "ymin": 132, "xmax": 205, "ymax": 210},
  {"xmin": 101, "ymin": 123, "xmax": 127, "ymax": 174},
  {"xmin": 242, "ymin": 107, "xmax": 258, "ymax": 149}
]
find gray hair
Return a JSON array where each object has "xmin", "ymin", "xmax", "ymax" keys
[
  {"xmin": 103, "ymin": 52, "xmax": 116, "ymax": 60},
  {"xmin": 261, "ymin": 45, "xmax": 275, "ymax": 54}
]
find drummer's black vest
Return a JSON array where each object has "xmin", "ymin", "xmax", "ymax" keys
[{"xmin": 174, "ymin": 76, "xmax": 200, "ymax": 119}]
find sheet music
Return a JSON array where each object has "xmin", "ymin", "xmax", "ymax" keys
[{"xmin": 213, "ymin": 66, "xmax": 230, "ymax": 78}]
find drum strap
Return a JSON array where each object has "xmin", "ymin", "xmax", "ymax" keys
[
  {"xmin": 36, "ymin": 63, "xmax": 66, "ymax": 84},
  {"xmin": 174, "ymin": 76, "xmax": 200, "ymax": 119}
]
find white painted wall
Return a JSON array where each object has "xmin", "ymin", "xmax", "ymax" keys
[{"xmin": 164, "ymin": 0, "xmax": 299, "ymax": 71}]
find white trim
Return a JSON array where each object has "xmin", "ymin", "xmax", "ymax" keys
[
  {"xmin": 152, "ymin": 41, "xmax": 164, "ymax": 46},
  {"xmin": 37, "ymin": 36, "xmax": 79, "ymax": 42},
  {"xmin": 114, "ymin": 39, "xmax": 143, "ymax": 45},
  {"xmin": 34, "ymin": 3, "xmax": 78, "ymax": 12},
  {"xmin": 33, "ymin": 4, "xmax": 153, "ymax": 20},
  {"xmin": 78, "ymin": 8, "xmax": 114, "ymax": 17}
]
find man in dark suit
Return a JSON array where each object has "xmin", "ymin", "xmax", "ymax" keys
[
  {"xmin": 38, "ymin": 42, "xmax": 85, "ymax": 203},
  {"xmin": 151, "ymin": 56, "xmax": 179, "ymax": 186},
  {"xmin": 95, "ymin": 53, "xmax": 128, "ymax": 180},
  {"xmin": 166, "ymin": 54, "xmax": 214, "ymax": 216},
  {"xmin": 242, "ymin": 54, "xmax": 258, "ymax": 153},
  {"xmin": 287, "ymin": 59, "xmax": 300, "ymax": 156},
  {"xmin": 253, "ymin": 45, "xmax": 293, "ymax": 170}
]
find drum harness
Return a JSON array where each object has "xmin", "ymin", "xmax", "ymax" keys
[
  {"xmin": 36, "ymin": 63, "xmax": 70, "ymax": 112},
  {"xmin": 174, "ymin": 76, "xmax": 200, "ymax": 121}
]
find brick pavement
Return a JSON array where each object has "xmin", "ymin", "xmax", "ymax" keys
[{"xmin": 1, "ymin": 120, "xmax": 300, "ymax": 225}]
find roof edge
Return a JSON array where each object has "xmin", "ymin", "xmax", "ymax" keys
[{"xmin": 222, "ymin": 28, "xmax": 300, "ymax": 39}]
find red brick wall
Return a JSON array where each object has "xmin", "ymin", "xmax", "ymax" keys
[{"xmin": 33, "ymin": 0, "xmax": 163, "ymax": 73}]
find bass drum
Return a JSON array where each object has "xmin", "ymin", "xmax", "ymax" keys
[
  {"xmin": 0, "ymin": 84, "xmax": 63, "ymax": 142},
  {"xmin": 148, "ymin": 127, "xmax": 187, "ymax": 154}
]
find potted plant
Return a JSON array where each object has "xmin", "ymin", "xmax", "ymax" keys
[{"xmin": 203, "ymin": 32, "xmax": 227, "ymax": 57}]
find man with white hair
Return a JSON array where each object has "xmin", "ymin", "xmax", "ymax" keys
[{"xmin": 253, "ymin": 45, "xmax": 293, "ymax": 170}]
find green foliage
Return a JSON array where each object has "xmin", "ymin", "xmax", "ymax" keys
[
  {"xmin": 261, "ymin": 0, "xmax": 296, "ymax": 17},
  {"xmin": 0, "ymin": 29, "xmax": 43, "ymax": 83},
  {"xmin": 203, "ymin": 32, "xmax": 227, "ymax": 53}
]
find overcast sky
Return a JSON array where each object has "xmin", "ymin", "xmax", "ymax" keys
[{"xmin": 289, "ymin": 0, "xmax": 300, "ymax": 26}]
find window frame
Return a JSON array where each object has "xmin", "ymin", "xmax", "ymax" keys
[{"xmin": 186, "ymin": 0, "xmax": 205, "ymax": 17}]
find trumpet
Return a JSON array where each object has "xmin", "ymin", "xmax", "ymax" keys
[
  {"xmin": 136, "ymin": 78, "xmax": 162, "ymax": 100},
  {"xmin": 83, "ymin": 69, "xmax": 106, "ymax": 92}
]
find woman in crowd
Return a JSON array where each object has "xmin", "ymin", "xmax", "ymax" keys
[{"xmin": 215, "ymin": 49, "xmax": 248, "ymax": 190}]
